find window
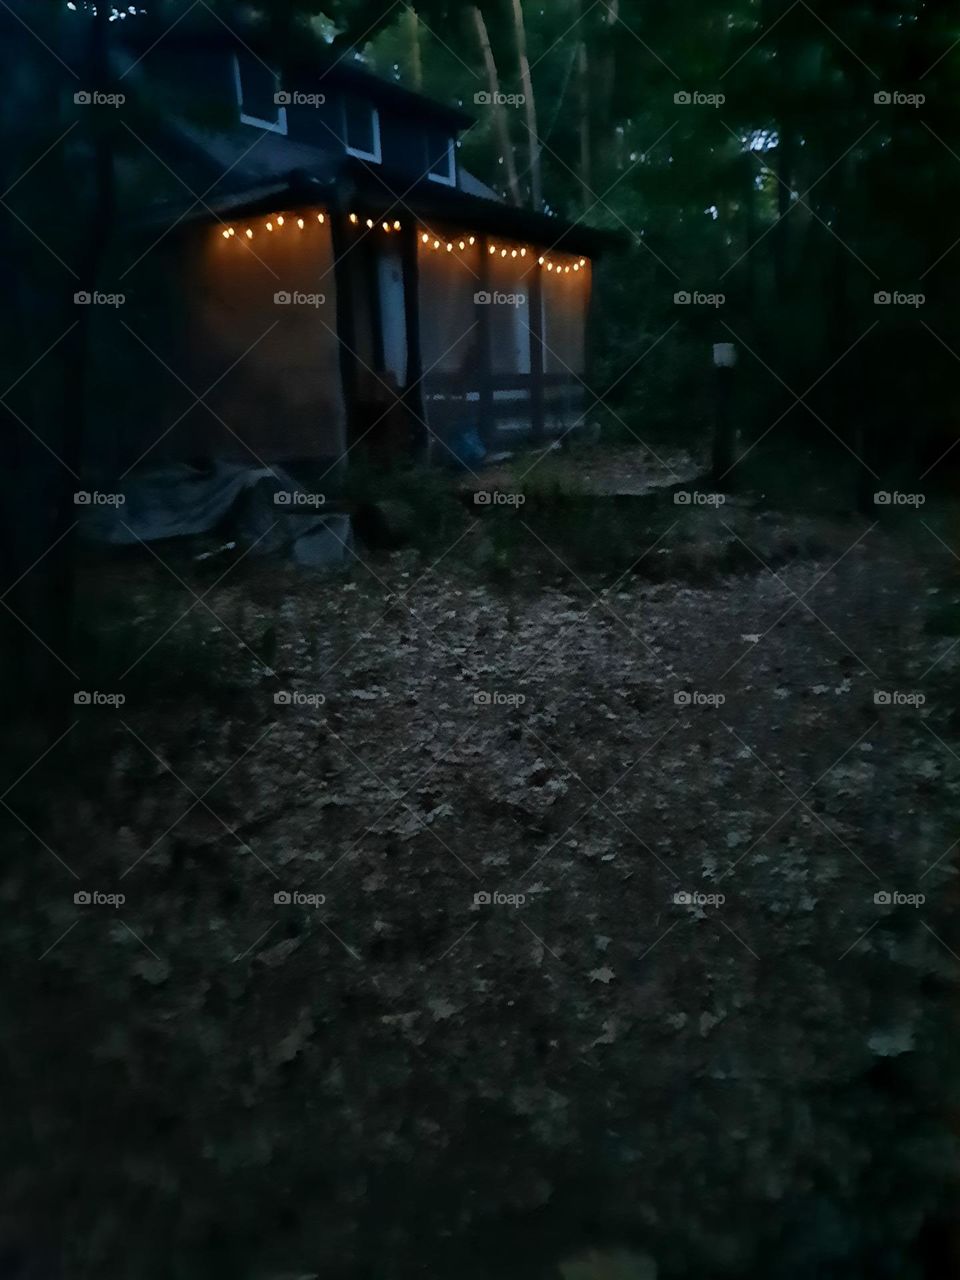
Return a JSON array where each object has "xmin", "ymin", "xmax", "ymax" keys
[
  {"xmin": 425, "ymin": 128, "xmax": 455, "ymax": 186},
  {"xmin": 342, "ymin": 95, "xmax": 381, "ymax": 162},
  {"xmin": 233, "ymin": 53, "xmax": 287, "ymax": 134}
]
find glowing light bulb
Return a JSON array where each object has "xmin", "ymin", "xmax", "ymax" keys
[
  {"xmin": 520, "ymin": 248, "xmax": 526, "ymax": 256},
  {"xmin": 538, "ymin": 256, "xmax": 545, "ymax": 265},
  {"xmin": 384, "ymin": 222, "xmax": 392, "ymax": 233},
  {"xmin": 266, "ymin": 221, "xmax": 273, "ymax": 231},
  {"xmin": 276, "ymin": 216, "xmax": 284, "ymax": 226},
  {"xmin": 433, "ymin": 240, "xmax": 440, "ymax": 249},
  {"xmin": 297, "ymin": 217, "xmax": 304, "ymax": 229},
  {"xmin": 458, "ymin": 240, "xmax": 465, "ymax": 250},
  {"xmin": 468, "ymin": 236, "xmax": 475, "ymax": 245},
  {"xmin": 228, "ymin": 227, "xmax": 235, "ymax": 236},
  {"xmin": 489, "ymin": 245, "xmax": 496, "ymax": 255},
  {"xmin": 318, "ymin": 213, "xmax": 325, "ymax": 223},
  {"xmin": 366, "ymin": 218, "xmax": 374, "ymax": 229},
  {"xmin": 501, "ymin": 249, "xmax": 507, "ymax": 257},
  {"xmin": 349, "ymin": 213, "xmax": 359, "ymax": 224},
  {"xmin": 221, "ymin": 229, "xmax": 230, "ymax": 238},
  {"xmin": 511, "ymin": 249, "xmax": 517, "ymax": 258},
  {"xmin": 422, "ymin": 233, "xmax": 430, "ymax": 243},
  {"xmin": 393, "ymin": 220, "xmax": 401, "ymax": 230},
  {"xmin": 573, "ymin": 263, "xmax": 580, "ymax": 271},
  {"xmin": 580, "ymin": 259, "xmax": 586, "ymax": 267},
  {"xmin": 446, "ymin": 242, "xmax": 453, "ymax": 252},
  {"xmin": 547, "ymin": 262, "xmax": 553, "ymax": 270}
]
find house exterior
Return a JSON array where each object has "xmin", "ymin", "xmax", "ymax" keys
[{"xmin": 102, "ymin": 17, "xmax": 614, "ymax": 479}]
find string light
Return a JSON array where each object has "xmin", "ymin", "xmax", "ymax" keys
[
  {"xmin": 538, "ymin": 256, "xmax": 544, "ymax": 265},
  {"xmin": 547, "ymin": 262, "xmax": 553, "ymax": 270},
  {"xmin": 573, "ymin": 263, "xmax": 580, "ymax": 271},
  {"xmin": 446, "ymin": 242, "xmax": 453, "ymax": 252},
  {"xmin": 297, "ymin": 217, "xmax": 304, "ymax": 229},
  {"xmin": 266, "ymin": 221, "xmax": 273, "ymax": 231},
  {"xmin": 276, "ymin": 216, "xmax": 284, "ymax": 226},
  {"xmin": 469, "ymin": 236, "xmax": 475, "ymax": 245},
  {"xmin": 458, "ymin": 240, "xmax": 465, "ymax": 250},
  {"xmin": 511, "ymin": 249, "xmax": 518, "ymax": 258},
  {"xmin": 433, "ymin": 239, "xmax": 440, "ymax": 249},
  {"xmin": 318, "ymin": 213, "xmax": 325, "ymax": 223},
  {"xmin": 520, "ymin": 248, "xmax": 526, "ymax": 256},
  {"xmin": 221, "ymin": 229, "xmax": 230, "ymax": 238},
  {"xmin": 384, "ymin": 222, "xmax": 392, "ymax": 233},
  {"xmin": 245, "ymin": 228, "xmax": 253, "ymax": 238},
  {"xmin": 349, "ymin": 213, "xmax": 359, "ymax": 224},
  {"xmin": 580, "ymin": 259, "xmax": 586, "ymax": 267},
  {"xmin": 489, "ymin": 245, "xmax": 496, "ymax": 255},
  {"xmin": 393, "ymin": 220, "xmax": 401, "ymax": 230}
]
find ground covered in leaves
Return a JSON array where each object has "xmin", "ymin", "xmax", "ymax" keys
[{"xmin": 4, "ymin": 490, "xmax": 960, "ymax": 1280}]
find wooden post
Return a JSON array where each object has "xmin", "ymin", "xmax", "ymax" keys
[{"xmin": 477, "ymin": 235, "xmax": 495, "ymax": 448}]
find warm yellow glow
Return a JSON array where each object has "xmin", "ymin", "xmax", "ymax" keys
[
  {"xmin": 384, "ymin": 222, "xmax": 392, "ymax": 233},
  {"xmin": 520, "ymin": 248, "xmax": 526, "ymax": 256},
  {"xmin": 276, "ymin": 216, "xmax": 284, "ymax": 226},
  {"xmin": 580, "ymin": 259, "xmax": 586, "ymax": 267},
  {"xmin": 489, "ymin": 245, "xmax": 496, "ymax": 255},
  {"xmin": 538, "ymin": 256, "xmax": 544, "ymax": 265},
  {"xmin": 228, "ymin": 227, "xmax": 235, "ymax": 236},
  {"xmin": 366, "ymin": 218, "xmax": 375, "ymax": 228},
  {"xmin": 221, "ymin": 229, "xmax": 230, "ymax": 238},
  {"xmin": 266, "ymin": 221, "xmax": 273, "ymax": 231},
  {"xmin": 469, "ymin": 236, "xmax": 475, "ymax": 245},
  {"xmin": 433, "ymin": 239, "xmax": 440, "ymax": 249},
  {"xmin": 547, "ymin": 262, "xmax": 553, "ymax": 270},
  {"xmin": 349, "ymin": 213, "xmax": 359, "ymax": 224},
  {"xmin": 422, "ymin": 233, "xmax": 429, "ymax": 243},
  {"xmin": 245, "ymin": 228, "xmax": 253, "ymax": 238},
  {"xmin": 446, "ymin": 242, "xmax": 453, "ymax": 252},
  {"xmin": 318, "ymin": 213, "xmax": 325, "ymax": 223},
  {"xmin": 501, "ymin": 249, "xmax": 507, "ymax": 257},
  {"xmin": 458, "ymin": 240, "xmax": 465, "ymax": 250},
  {"xmin": 393, "ymin": 220, "xmax": 401, "ymax": 230},
  {"xmin": 511, "ymin": 249, "xmax": 517, "ymax": 258},
  {"xmin": 297, "ymin": 217, "xmax": 304, "ymax": 229}
]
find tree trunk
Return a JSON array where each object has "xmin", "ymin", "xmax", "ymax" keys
[
  {"xmin": 470, "ymin": 5, "xmax": 521, "ymax": 207},
  {"xmin": 577, "ymin": 38, "xmax": 592, "ymax": 211},
  {"xmin": 510, "ymin": 0, "xmax": 542, "ymax": 209},
  {"xmin": 406, "ymin": 5, "xmax": 423, "ymax": 91}
]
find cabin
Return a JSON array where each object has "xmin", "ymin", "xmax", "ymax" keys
[{"xmin": 96, "ymin": 16, "xmax": 615, "ymax": 483}]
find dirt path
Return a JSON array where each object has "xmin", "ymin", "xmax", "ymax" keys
[{"xmin": 4, "ymin": 511, "xmax": 959, "ymax": 1279}]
